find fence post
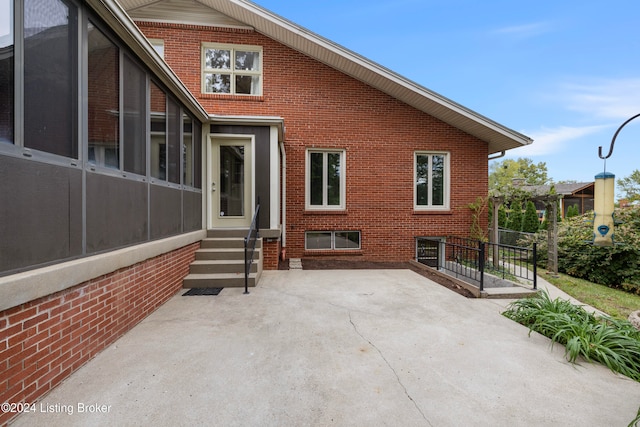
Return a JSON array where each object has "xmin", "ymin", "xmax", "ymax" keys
[
  {"xmin": 244, "ymin": 237, "xmax": 249, "ymax": 295},
  {"xmin": 532, "ymin": 242, "xmax": 537, "ymax": 290},
  {"xmin": 478, "ymin": 240, "xmax": 485, "ymax": 292}
]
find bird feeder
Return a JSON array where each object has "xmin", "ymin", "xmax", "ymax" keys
[
  {"xmin": 593, "ymin": 112, "xmax": 640, "ymax": 246},
  {"xmin": 593, "ymin": 171, "xmax": 615, "ymax": 246}
]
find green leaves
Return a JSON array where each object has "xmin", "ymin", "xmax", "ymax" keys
[
  {"xmin": 503, "ymin": 291, "xmax": 640, "ymax": 382},
  {"xmin": 525, "ymin": 205, "xmax": 640, "ymax": 293},
  {"xmin": 618, "ymin": 169, "xmax": 640, "ymax": 203}
]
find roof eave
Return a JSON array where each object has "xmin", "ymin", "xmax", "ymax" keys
[{"xmin": 197, "ymin": 0, "xmax": 532, "ymax": 153}]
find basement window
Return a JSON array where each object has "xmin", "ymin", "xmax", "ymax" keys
[{"xmin": 305, "ymin": 231, "xmax": 361, "ymax": 250}]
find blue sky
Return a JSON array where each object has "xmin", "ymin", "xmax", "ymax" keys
[{"xmin": 253, "ymin": 0, "xmax": 640, "ymax": 193}]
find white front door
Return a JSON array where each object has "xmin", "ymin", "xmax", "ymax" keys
[{"xmin": 210, "ymin": 136, "xmax": 253, "ymax": 228}]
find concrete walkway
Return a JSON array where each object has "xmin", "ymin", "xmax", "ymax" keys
[{"xmin": 11, "ymin": 269, "xmax": 640, "ymax": 427}]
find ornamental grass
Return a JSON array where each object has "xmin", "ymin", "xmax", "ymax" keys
[{"xmin": 503, "ymin": 290, "xmax": 640, "ymax": 382}]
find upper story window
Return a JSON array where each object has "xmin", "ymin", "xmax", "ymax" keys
[
  {"xmin": 306, "ymin": 149, "xmax": 346, "ymax": 210},
  {"xmin": 415, "ymin": 152, "xmax": 450, "ymax": 210},
  {"xmin": 202, "ymin": 43, "xmax": 262, "ymax": 95},
  {"xmin": 148, "ymin": 39, "xmax": 164, "ymax": 58}
]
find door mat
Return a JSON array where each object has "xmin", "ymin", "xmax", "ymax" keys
[{"xmin": 183, "ymin": 288, "xmax": 224, "ymax": 296}]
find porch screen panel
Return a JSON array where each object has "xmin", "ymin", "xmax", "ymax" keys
[
  {"xmin": 183, "ymin": 115, "xmax": 193, "ymax": 187},
  {"xmin": 0, "ymin": 0, "xmax": 13, "ymax": 144},
  {"xmin": 87, "ymin": 22, "xmax": 119, "ymax": 169},
  {"xmin": 193, "ymin": 121, "xmax": 202, "ymax": 189},
  {"xmin": 167, "ymin": 98, "xmax": 180, "ymax": 184},
  {"xmin": 150, "ymin": 81, "xmax": 166, "ymax": 180},
  {"xmin": 123, "ymin": 55, "xmax": 146, "ymax": 175},
  {"xmin": 24, "ymin": 0, "xmax": 78, "ymax": 158}
]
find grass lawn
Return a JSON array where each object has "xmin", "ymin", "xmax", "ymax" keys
[{"xmin": 539, "ymin": 268, "xmax": 640, "ymax": 321}]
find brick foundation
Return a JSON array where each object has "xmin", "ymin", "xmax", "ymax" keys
[
  {"xmin": 0, "ymin": 242, "xmax": 199, "ymax": 426},
  {"xmin": 262, "ymin": 239, "xmax": 281, "ymax": 270}
]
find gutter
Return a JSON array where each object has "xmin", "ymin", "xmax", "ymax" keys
[{"xmin": 488, "ymin": 151, "xmax": 506, "ymax": 161}]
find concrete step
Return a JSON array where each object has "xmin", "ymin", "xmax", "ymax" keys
[
  {"xmin": 182, "ymin": 272, "xmax": 258, "ymax": 288},
  {"xmin": 183, "ymin": 233, "xmax": 263, "ymax": 289},
  {"xmin": 200, "ymin": 237, "xmax": 263, "ymax": 249},
  {"xmin": 206, "ymin": 229, "xmax": 251, "ymax": 238},
  {"xmin": 195, "ymin": 248, "xmax": 257, "ymax": 261},
  {"xmin": 189, "ymin": 259, "xmax": 258, "ymax": 274}
]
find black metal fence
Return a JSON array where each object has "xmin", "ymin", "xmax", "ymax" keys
[
  {"xmin": 417, "ymin": 236, "xmax": 537, "ymax": 291},
  {"xmin": 491, "ymin": 228, "xmax": 536, "ymax": 247},
  {"xmin": 243, "ymin": 202, "xmax": 260, "ymax": 295}
]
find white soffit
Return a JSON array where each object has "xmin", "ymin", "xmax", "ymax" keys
[
  {"xmin": 118, "ymin": 0, "xmax": 532, "ymax": 153},
  {"xmin": 126, "ymin": 0, "xmax": 250, "ymax": 28}
]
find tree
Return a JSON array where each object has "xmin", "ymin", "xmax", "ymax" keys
[
  {"xmin": 618, "ymin": 169, "xmax": 640, "ymax": 203},
  {"xmin": 498, "ymin": 204, "xmax": 508, "ymax": 228},
  {"xmin": 489, "ymin": 158, "xmax": 551, "ymax": 192},
  {"xmin": 507, "ymin": 201, "xmax": 523, "ymax": 231},
  {"xmin": 522, "ymin": 201, "xmax": 540, "ymax": 233},
  {"xmin": 566, "ymin": 204, "xmax": 579, "ymax": 218}
]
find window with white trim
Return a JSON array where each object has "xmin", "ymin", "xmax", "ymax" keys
[
  {"xmin": 415, "ymin": 152, "xmax": 450, "ymax": 210},
  {"xmin": 306, "ymin": 149, "xmax": 346, "ymax": 210},
  {"xmin": 202, "ymin": 43, "xmax": 262, "ymax": 95},
  {"xmin": 305, "ymin": 231, "xmax": 361, "ymax": 250},
  {"xmin": 148, "ymin": 39, "xmax": 164, "ymax": 58}
]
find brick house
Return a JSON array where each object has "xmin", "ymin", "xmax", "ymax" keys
[
  {"xmin": 127, "ymin": 0, "xmax": 532, "ymax": 267},
  {"xmin": 0, "ymin": 0, "xmax": 531, "ymax": 422}
]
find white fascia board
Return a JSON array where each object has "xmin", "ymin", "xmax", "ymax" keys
[{"xmin": 209, "ymin": 115, "xmax": 285, "ymax": 141}]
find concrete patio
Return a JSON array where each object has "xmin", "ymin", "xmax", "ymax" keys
[{"xmin": 10, "ymin": 269, "xmax": 640, "ymax": 426}]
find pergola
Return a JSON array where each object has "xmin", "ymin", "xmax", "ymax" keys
[{"xmin": 490, "ymin": 194, "xmax": 562, "ymax": 276}]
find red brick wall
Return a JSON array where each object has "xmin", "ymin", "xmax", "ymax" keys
[
  {"xmin": 262, "ymin": 239, "xmax": 280, "ymax": 270},
  {"xmin": 0, "ymin": 243, "xmax": 199, "ymax": 426},
  {"xmin": 137, "ymin": 22, "xmax": 489, "ymax": 263}
]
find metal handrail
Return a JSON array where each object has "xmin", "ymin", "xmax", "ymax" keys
[
  {"xmin": 243, "ymin": 203, "xmax": 260, "ymax": 295},
  {"xmin": 418, "ymin": 236, "xmax": 537, "ymax": 292}
]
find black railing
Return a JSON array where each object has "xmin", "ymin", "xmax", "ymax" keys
[
  {"xmin": 486, "ymin": 241, "xmax": 537, "ymax": 290},
  {"xmin": 417, "ymin": 236, "xmax": 537, "ymax": 292},
  {"xmin": 243, "ymin": 202, "xmax": 260, "ymax": 295}
]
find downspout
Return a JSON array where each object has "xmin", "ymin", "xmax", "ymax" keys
[{"xmin": 279, "ymin": 141, "xmax": 287, "ymax": 256}]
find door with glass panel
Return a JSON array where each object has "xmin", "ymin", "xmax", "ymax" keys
[{"xmin": 210, "ymin": 137, "xmax": 253, "ymax": 228}]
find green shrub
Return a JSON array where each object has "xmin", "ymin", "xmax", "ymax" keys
[
  {"xmin": 503, "ymin": 291, "xmax": 640, "ymax": 382},
  {"xmin": 522, "ymin": 201, "xmax": 540, "ymax": 233},
  {"xmin": 522, "ymin": 205, "xmax": 640, "ymax": 293},
  {"xmin": 507, "ymin": 201, "xmax": 523, "ymax": 231},
  {"xmin": 498, "ymin": 204, "xmax": 508, "ymax": 229},
  {"xmin": 566, "ymin": 204, "xmax": 580, "ymax": 218}
]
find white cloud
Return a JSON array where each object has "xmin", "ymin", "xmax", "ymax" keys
[
  {"xmin": 492, "ymin": 22, "xmax": 552, "ymax": 38},
  {"xmin": 560, "ymin": 78, "xmax": 640, "ymax": 120},
  {"xmin": 510, "ymin": 124, "xmax": 608, "ymax": 156}
]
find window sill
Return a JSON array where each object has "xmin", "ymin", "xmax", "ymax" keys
[
  {"xmin": 413, "ymin": 209, "xmax": 453, "ymax": 215},
  {"xmin": 304, "ymin": 209, "xmax": 348, "ymax": 215},
  {"xmin": 200, "ymin": 93, "xmax": 264, "ymax": 102}
]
